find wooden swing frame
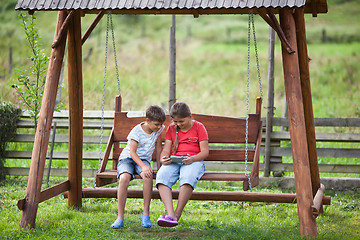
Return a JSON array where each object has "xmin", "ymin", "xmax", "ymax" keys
[{"xmin": 16, "ymin": 0, "xmax": 330, "ymax": 237}]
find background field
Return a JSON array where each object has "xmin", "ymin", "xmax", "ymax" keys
[{"xmin": 1, "ymin": 0, "xmax": 359, "ymax": 118}]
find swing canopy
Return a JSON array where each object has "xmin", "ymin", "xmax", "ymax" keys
[
  {"xmin": 15, "ymin": 0, "xmax": 331, "ymax": 237},
  {"xmin": 16, "ymin": 0, "xmax": 327, "ymax": 16}
]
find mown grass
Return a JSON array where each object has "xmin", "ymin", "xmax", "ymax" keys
[{"xmin": 0, "ymin": 177, "xmax": 359, "ymax": 240}]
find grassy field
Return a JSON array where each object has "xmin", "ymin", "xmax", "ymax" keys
[
  {"xmin": 0, "ymin": 0, "xmax": 359, "ymax": 118},
  {"xmin": 0, "ymin": 177, "xmax": 359, "ymax": 240}
]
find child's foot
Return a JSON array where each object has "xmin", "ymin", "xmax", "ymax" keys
[
  {"xmin": 157, "ymin": 214, "xmax": 178, "ymax": 227},
  {"xmin": 140, "ymin": 213, "xmax": 152, "ymax": 228},
  {"xmin": 110, "ymin": 218, "xmax": 124, "ymax": 229}
]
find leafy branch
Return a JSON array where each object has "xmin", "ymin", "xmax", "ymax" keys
[{"xmin": 12, "ymin": 13, "xmax": 49, "ymax": 130}]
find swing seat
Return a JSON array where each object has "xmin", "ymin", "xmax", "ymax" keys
[{"xmin": 96, "ymin": 96, "xmax": 262, "ymax": 191}]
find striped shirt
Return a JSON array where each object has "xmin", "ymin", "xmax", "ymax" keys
[{"xmin": 119, "ymin": 122, "xmax": 165, "ymax": 163}]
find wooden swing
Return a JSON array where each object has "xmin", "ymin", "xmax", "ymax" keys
[
  {"xmin": 91, "ymin": 12, "xmax": 263, "ymax": 200},
  {"xmin": 95, "ymin": 95, "xmax": 262, "ymax": 193},
  {"xmin": 16, "ymin": 2, "xmax": 332, "ymax": 236}
]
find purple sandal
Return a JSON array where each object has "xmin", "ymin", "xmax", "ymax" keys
[{"xmin": 157, "ymin": 214, "xmax": 178, "ymax": 227}]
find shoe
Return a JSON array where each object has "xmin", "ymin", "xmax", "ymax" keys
[
  {"xmin": 157, "ymin": 214, "xmax": 178, "ymax": 227},
  {"xmin": 110, "ymin": 218, "xmax": 124, "ymax": 229},
  {"xmin": 140, "ymin": 213, "xmax": 152, "ymax": 228}
]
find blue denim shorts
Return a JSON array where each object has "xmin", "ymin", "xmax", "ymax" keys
[
  {"xmin": 117, "ymin": 157, "xmax": 151, "ymax": 180},
  {"xmin": 155, "ymin": 161, "xmax": 205, "ymax": 190}
]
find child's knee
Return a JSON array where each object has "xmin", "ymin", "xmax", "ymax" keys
[{"xmin": 119, "ymin": 172, "xmax": 132, "ymax": 183}]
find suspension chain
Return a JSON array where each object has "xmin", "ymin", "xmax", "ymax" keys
[
  {"xmin": 251, "ymin": 12, "xmax": 263, "ymax": 101},
  {"xmin": 109, "ymin": 13, "xmax": 121, "ymax": 95},
  {"xmin": 94, "ymin": 12, "xmax": 111, "ymax": 188},
  {"xmin": 244, "ymin": 10, "xmax": 252, "ymax": 190}
]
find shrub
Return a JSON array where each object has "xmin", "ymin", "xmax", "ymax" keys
[{"xmin": 0, "ymin": 102, "xmax": 21, "ymax": 181}]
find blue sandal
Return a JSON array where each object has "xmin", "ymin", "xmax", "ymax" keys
[
  {"xmin": 140, "ymin": 213, "xmax": 152, "ymax": 228},
  {"xmin": 110, "ymin": 218, "xmax": 124, "ymax": 229}
]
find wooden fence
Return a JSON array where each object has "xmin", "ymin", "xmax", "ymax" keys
[{"xmin": 5, "ymin": 111, "xmax": 360, "ymax": 178}]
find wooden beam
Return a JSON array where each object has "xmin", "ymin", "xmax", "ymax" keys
[
  {"xmin": 279, "ymin": 7, "xmax": 317, "ymax": 238},
  {"xmin": 65, "ymin": 188, "xmax": 331, "ymax": 205},
  {"xmin": 312, "ymin": 184, "xmax": 325, "ymax": 218},
  {"xmin": 294, "ymin": 7, "xmax": 321, "ymax": 198},
  {"xmin": 81, "ymin": 10, "xmax": 105, "ymax": 45},
  {"xmin": 78, "ymin": 5, "xmax": 328, "ymax": 15},
  {"xmin": 18, "ymin": 181, "xmax": 70, "ymax": 210},
  {"xmin": 52, "ymin": 10, "xmax": 75, "ymax": 49},
  {"xmin": 19, "ymin": 11, "xmax": 68, "ymax": 229},
  {"xmin": 67, "ymin": 10, "xmax": 83, "ymax": 208},
  {"xmin": 266, "ymin": 9, "xmax": 295, "ymax": 54}
]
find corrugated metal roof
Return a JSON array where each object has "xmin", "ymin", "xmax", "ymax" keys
[{"xmin": 15, "ymin": 0, "xmax": 307, "ymax": 11}]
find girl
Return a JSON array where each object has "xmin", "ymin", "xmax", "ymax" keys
[{"xmin": 155, "ymin": 102, "xmax": 209, "ymax": 227}]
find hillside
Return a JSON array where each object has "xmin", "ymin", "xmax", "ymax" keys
[{"xmin": 0, "ymin": 0, "xmax": 359, "ymax": 118}]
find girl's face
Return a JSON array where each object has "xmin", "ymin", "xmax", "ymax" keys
[{"xmin": 171, "ymin": 116, "xmax": 192, "ymax": 130}]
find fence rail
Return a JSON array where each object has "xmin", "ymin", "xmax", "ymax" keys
[{"xmin": 5, "ymin": 111, "xmax": 360, "ymax": 177}]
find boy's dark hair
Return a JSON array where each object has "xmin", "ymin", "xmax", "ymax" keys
[
  {"xmin": 170, "ymin": 102, "xmax": 192, "ymax": 118},
  {"xmin": 146, "ymin": 105, "xmax": 166, "ymax": 122}
]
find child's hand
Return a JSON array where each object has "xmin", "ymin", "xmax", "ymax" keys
[
  {"xmin": 142, "ymin": 165, "xmax": 153, "ymax": 178},
  {"xmin": 182, "ymin": 154, "xmax": 194, "ymax": 165},
  {"xmin": 160, "ymin": 156, "xmax": 172, "ymax": 165}
]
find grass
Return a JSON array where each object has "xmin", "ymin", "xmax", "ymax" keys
[{"xmin": 0, "ymin": 177, "xmax": 359, "ymax": 240}]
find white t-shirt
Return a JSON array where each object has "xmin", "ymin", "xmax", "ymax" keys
[{"xmin": 119, "ymin": 122, "xmax": 165, "ymax": 163}]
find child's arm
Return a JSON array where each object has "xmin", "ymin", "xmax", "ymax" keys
[
  {"xmin": 182, "ymin": 140, "xmax": 209, "ymax": 165},
  {"xmin": 129, "ymin": 139, "xmax": 153, "ymax": 178},
  {"xmin": 159, "ymin": 139, "xmax": 172, "ymax": 165},
  {"xmin": 155, "ymin": 137, "xmax": 162, "ymax": 162}
]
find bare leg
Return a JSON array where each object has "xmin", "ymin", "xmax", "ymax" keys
[
  {"xmin": 175, "ymin": 184, "xmax": 193, "ymax": 220},
  {"xmin": 158, "ymin": 184, "xmax": 176, "ymax": 220},
  {"xmin": 140, "ymin": 172, "xmax": 153, "ymax": 216},
  {"xmin": 117, "ymin": 173, "xmax": 131, "ymax": 219}
]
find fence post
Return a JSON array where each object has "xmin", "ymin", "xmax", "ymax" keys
[
  {"xmin": 264, "ymin": 27, "xmax": 275, "ymax": 177},
  {"xmin": 46, "ymin": 121, "xmax": 57, "ymax": 185},
  {"xmin": 168, "ymin": 15, "xmax": 176, "ymax": 111}
]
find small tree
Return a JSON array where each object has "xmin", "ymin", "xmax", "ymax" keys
[{"xmin": 12, "ymin": 13, "xmax": 49, "ymax": 130}]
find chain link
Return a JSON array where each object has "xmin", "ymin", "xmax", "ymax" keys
[
  {"xmin": 245, "ymin": 11, "xmax": 252, "ymax": 190},
  {"xmin": 244, "ymin": 11, "xmax": 263, "ymax": 191},
  {"xmin": 94, "ymin": 12, "xmax": 111, "ymax": 188},
  {"xmin": 251, "ymin": 13, "xmax": 263, "ymax": 101},
  {"xmin": 109, "ymin": 14, "xmax": 121, "ymax": 95}
]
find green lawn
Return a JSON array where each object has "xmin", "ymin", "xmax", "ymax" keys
[{"xmin": 1, "ymin": 177, "xmax": 359, "ymax": 240}]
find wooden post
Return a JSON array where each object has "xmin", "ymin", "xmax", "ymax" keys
[
  {"xmin": 67, "ymin": 10, "xmax": 83, "ymax": 208},
  {"xmin": 264, "ymin": 26, "xmax": 275, "ymax": 177},
  {"xmin": 294, "ymin": 8, "xmax": 321, "ymax": 198},
  {"xmin": 19, "ymin": 11, "xmax": 68, "ymax": 229},
  {"xmin": 168, "ymin": 15, "xmax": 176, "ymax": 111},
  {"xmin": 279, "ymin": 8, "xmax": 318, "ymax": 237}
]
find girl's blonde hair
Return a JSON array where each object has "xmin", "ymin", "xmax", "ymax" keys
[{"xmin": 170, "ymin": 102, "xmax": 192, "ymax": 154}]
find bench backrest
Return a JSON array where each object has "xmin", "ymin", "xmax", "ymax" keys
[{"xmin": 111, "ymin": 96, "xmax": 262, "ymax": 163}]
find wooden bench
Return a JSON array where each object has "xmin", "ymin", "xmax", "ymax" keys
[{"xmin": 95, "ymin": 96, "xmax": 263, "ymax": 192}]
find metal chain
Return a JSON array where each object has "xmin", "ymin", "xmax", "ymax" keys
[
  {"xmin": 251, "ymin": 13, "xmax": 263, "ymax": 100},
  {"xmin": 244, "ymin": 11, "xmax": 252, "ymax": 190},
  {"xmin": 94, "ymin": 12, "xmax": 111, "ymax": 188},
  {"xmin": 109, "ymin": 14, "xmax": 121, "ymax": 95}
]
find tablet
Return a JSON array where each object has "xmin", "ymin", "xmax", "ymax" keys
[{"xmin": 170, "ymin": 155, "xmax": 187, "ymax": 163}]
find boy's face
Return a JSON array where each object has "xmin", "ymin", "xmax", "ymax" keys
[{"xmin": 146, "ymin": 119, "xmax": 163, "ymax": 132}]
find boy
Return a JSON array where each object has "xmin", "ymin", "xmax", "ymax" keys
[{"xmin": 111, "ymin": 105, "xmax": 166, "ymax": 229}]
